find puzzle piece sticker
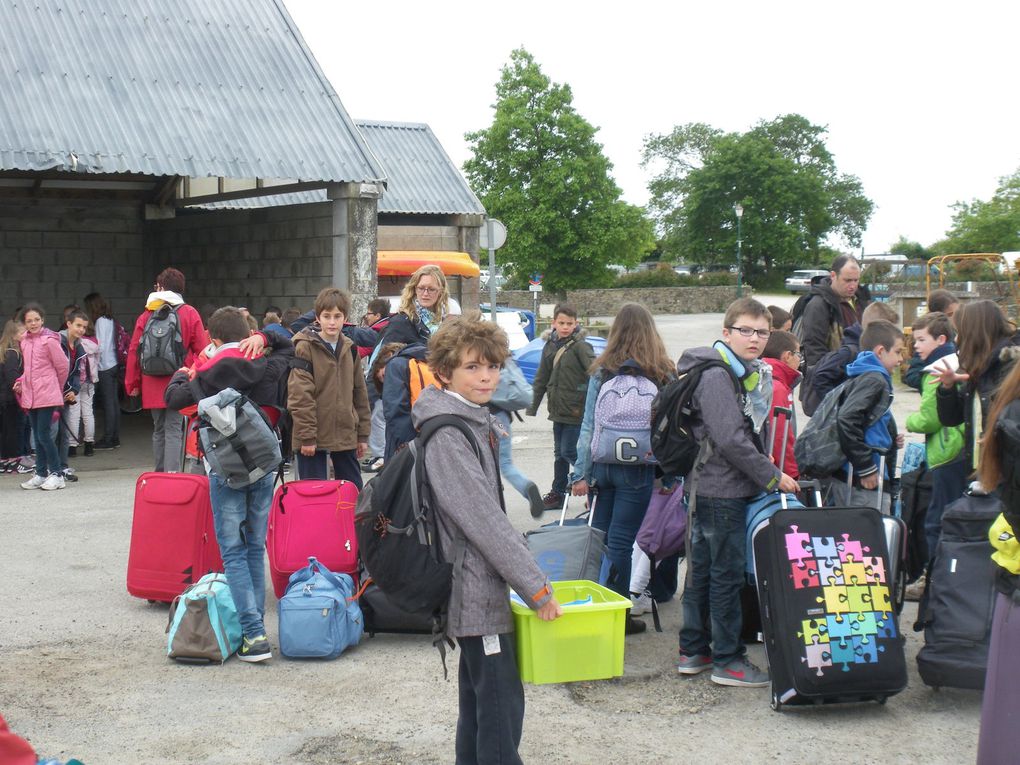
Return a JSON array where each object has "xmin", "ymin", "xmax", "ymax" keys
[
  {"xmin": 863, "ymin": 556, "xmax": 886, "ymax": 584},
  {"xmin": 811, "ymin": 535, "xmax": 840, "ymax": 564},
  {"xmin": 849, "ymin": 612, "xmax": 878, "ymax": 642},
  {"xmin": 827, "ymin": 640, "xmax": 856, "ymax": 672},
  {"xmin": 825, "ymin": 614, "xmax": 852, "ymax": 646},
  {"xmin": 869, "ymin": 585, "xmax": 892, "ymax": 613},
  {"xmin": 819, "ymin": 586, "xmax": 850, "ymax": 614},
  {"xmin": 818, "ymin": 558, "xmax": 844, "ymax": 586},
  {"xmin": 841, "ymin": 561, "xmax": 869, "ymax": 586},
  {"xmin": 845, "ymin": 585, "xmax": 873, "ymax": 616},
  {"xmin": 799, "ymin": 618, "xmax": 829, "ymax": 645},
  {"xmin": 785, "ymin": 526, "xmax": 813, "ymax": 565},
  {"xmin": 839, "ymin": 535, "xmax": 868, "ymax": 563},
  {"xmin": 791, "ymin": 561, "xmax": 820, "ymax": 589},
  {"xmin": 852, "ymin": 635, "xmax": 885, "ymax": 664},
  {"xmin": 802, "ymin": 643, "xmax": 832, "ymax": 676},
  {"xmin": 875, "ymin": 612, "xmax": 897, "ymax": 639}
]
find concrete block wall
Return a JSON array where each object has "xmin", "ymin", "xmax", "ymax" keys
[
  {"xmin": 494, "ymin": 286, "xmax": 748, "ymax": 316},
  {"xmin": 146, "ymin": 203, "xmax": 336, "ymax": 318},
  {"xmin": 0, "ymin": 199, "xmax": 147, "ymax": 328}
]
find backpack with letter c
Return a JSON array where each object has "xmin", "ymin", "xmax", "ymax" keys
[{"xmin": 590, "ymin": 361, "xmax": 659, "ymax": 465}]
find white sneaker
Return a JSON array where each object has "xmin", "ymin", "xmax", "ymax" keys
[
  {"xmin": 21, "ymin": 474, "xmax": 46, "ymax": 489},
  {"xmin": 630, "ymin": 592, "xmax": 653, "ymax": 616},
  {"xmin": 40, "ymin": 473, "xmax": 66, "ymax": 491}
]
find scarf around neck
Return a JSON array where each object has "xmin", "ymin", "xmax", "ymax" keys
[
  {"xmin": 713, "ymin": 340, "xmax": 773, "ymax": 434},
  {"xmin": 414, "ymin": 300, "xmax": 443, "ymax": 334}
]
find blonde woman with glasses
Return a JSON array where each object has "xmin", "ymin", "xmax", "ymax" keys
[{"xmin": 374, "ymin": 265, "xmax": 450, "ymax": 350}]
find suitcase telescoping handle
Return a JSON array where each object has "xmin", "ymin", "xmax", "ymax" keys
[
  {"xmin": 557, "ymin": 492, "xmax": 597, "ymax": 527},
  {"xmin": 768, "ymin": 405, "xmax": 795, "ymax": 475},
  {"xmin": 779, "ymin": 480, "xmax": 824, "ymax": 509},
  {"xmin": 846, "ymin": 452, "xmax": 887, "ymax": 511}
]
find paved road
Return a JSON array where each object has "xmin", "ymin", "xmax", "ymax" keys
[{"xmin": 0, "ymin": 301, "xmax": 980, "ymax": 764}]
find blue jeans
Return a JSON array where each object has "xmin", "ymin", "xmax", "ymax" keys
[
  {"xmin": 27, "ymin": 407, "xmax": 60, "ymax": 477},
  {"xmin": 591, "ymin": 462, "xmax": 655, "ymax": 597},
  {"xmin": 679, "ymin": 495, "xmax": 749, "ymax": 666},
  {"xmin": 493, "ymin": 410, "xmax": 534, "ymax": 499},
  {"xmin": 926, "ymin": 458, "xmax": 968, "ymax": 559},
  {"xmin": 551, "ymin": 422, "xmax": 580, "ymax": 495},
  {"xmin": 209, "ymin": 472, "xmax": 275, "ymax": 639}
]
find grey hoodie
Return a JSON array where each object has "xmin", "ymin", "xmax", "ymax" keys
[
  {"xmin": 678, "ymin": 346, "xmax": 781, "ymax": 498},
  {"xmin": 412, "ymin": 386, "xmax": 552, "ymax": 637}
]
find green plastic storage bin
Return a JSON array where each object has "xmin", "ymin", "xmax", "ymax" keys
[{"xmin": 510, "ymin": 580, "xmax": 630, "ymax": 684}]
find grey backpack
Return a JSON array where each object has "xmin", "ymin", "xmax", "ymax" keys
[
  {"xmin": 139, "ymin": 304, "xmax": 185, "ymax": 375},
  {"xmin": 195, "ymin": 386, "xmax": 282, "ymax": 488}
]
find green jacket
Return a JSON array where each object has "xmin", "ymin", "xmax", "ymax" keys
[
  {"xmin": 526, "ymin": 329, "xmax": 595, "ymax": 424},
  {"xmin": 905, "ymin": 369, "xmax": 964, "ymax": 468}
]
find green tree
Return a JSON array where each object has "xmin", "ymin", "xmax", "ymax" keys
[
  {"xmin": 642, "ymin": 114, "xmax": 873, "ymax": 275},
  {"xmin": 940, "ymin": 169, "xmax": 1020, "ymax": 254},
  {"xmin": 464, "ymin": 48, "xmax": 655, "ymax": 292},
  {"xmin": 889, "ymin": 236, "xmax": 932, "ymax": 260}
]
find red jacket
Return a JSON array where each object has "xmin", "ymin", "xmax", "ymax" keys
[
  {"xmin": 764, "ymin": 357, "xmax": 802, "ymax": 479},
  {"xmin": 124, "ymin": 302, "xmax": 209, "ymax": 409}
]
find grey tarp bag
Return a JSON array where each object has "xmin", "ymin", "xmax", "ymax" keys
[
  {"xmin": 195, "ymin": 386, "xmax": 282, "ymax": 489},
  {"xmin": 525, "ymin": 494, "xmax": 607, "ymax": 581}
]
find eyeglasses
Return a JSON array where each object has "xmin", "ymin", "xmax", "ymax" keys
[
  {"xmin": 728, "ymin": 326, "xmax": 771, "ymax": 339},
  {"xmin": 416, "ymin": 286, "xmax": 440, "ymax": 295}
]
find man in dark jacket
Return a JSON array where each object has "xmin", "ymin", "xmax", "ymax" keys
[
  {"xmin": 795, "ymin": 255, "xmax": 870, "ymax": 370},
  {"xmin": 525, "ymin": 303, "xmax": 595, "ymax": 509},
  {"xmin": 164, "ymin": 307, "xmax": 293, "ymax": 663}
]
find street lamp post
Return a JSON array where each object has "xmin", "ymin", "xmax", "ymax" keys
[{"xmin": 734, "ymin": 203, "xmax": 744, "ymax": 297}]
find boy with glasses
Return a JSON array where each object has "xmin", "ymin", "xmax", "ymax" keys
[{"xmin": 676, "ymin": 298, "xmax": 798, "ymax": 687}]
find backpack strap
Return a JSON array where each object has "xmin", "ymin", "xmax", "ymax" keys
[
  {"xmin": 289, "ymin": 356, "xmax": 314, "ymax": 376},
  {"xmin": 552, "ymin": 336, "xmax": 577, "ymax": 368}
]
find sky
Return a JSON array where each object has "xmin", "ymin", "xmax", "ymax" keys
[{"xmin": 286, "ymin": 0, "xmax": 1020, "ymax": 257}]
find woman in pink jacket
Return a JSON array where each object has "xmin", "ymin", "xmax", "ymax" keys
[{"xmin": 15, "ymin": 304, "xmax": 69, "ymax": 491}]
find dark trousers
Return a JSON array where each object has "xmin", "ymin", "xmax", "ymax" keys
[
  {"xmin": 456, "ymin": 634, "xmax": 525, "ymax": 765},
  {"xmin": 296, "ymin": 448, "xmax": 362, "ymax": 490},
  {"xmin": 96, "ymin": 368, "xmax": 120, "ymax": 442},
  {"xmin": 926, "ymin": 458, "xmax": 968, "ymax": 558},
  {"xmin": 679, "ymin": 495, "xmax": 749, "ymax": 666},
  {"xmin": 0, "ymin": 402, "xmax": 22, "ymax": 459},
  {"xmin": 551, "ymin": 422, "xmax": 580, "ymax": 496}
]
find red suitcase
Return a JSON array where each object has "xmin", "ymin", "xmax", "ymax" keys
[
  {"xmin": 126, "ymin": 472, "xmax": 223, "ymax": 602},
  {"xmin": 266, "ymin": 479, "xmax": 359, "ymax": 598}
]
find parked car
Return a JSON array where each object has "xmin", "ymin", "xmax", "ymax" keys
[
  {"xmin": 673, "ymin": 264, "xmax": 700, "ymax": 277},
  {"xmin": 784, "ymin": 269, "xmax": 829, "ymax": 293}
]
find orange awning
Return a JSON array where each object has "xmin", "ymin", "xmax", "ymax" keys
[{"xmin": 377, "ymin": 250, "xmax": 480, "ymax": 278}]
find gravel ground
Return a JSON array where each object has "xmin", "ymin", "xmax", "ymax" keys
[{"xmin": 0, "ymin": 299, "xmax": 982, "ymax": 764}]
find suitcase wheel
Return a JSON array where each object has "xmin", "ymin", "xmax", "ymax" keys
[
  {"xmin": 770, "ymin": 693, "xmax": 781, "ymax": 712},
  {"xmin": 877, "ymin": 696, "xmax": 887, "ymax": 705}
]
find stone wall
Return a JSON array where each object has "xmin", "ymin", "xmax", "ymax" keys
[
  {"xmin": 0, "ymin": 199, "xmax": 147, "ymax": 327},
  {"xmin": 147, "ymin": 203, "xmax": 335, "ymax": 318},
  {"xmin": 494, "ymin": 286, "xmax": 748, "ymax": 316}
]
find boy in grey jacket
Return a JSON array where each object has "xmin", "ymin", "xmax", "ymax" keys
[
  {"xmin": 413, "ymin": 313, "xmax": 561, "ymax": 765},
  {"xmin": 676, "ymin": 298, "xmax": 798, "ymax": 688}
]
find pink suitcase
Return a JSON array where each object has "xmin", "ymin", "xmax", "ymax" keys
[
  {"xmin": 266, "ymin": 479, "xmax": 359, "ymax": 598},
  {"xmin": 126, "ymin": 472, "xmax": 223, "ymax": 602}
]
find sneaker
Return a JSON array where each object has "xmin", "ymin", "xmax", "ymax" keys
[
  {"xmin": 677, "ymin": 653, "xmax": 713, "ymax": 675},
  {"xmin": 40, "ymin": 473, "xmax": 66, "ymax": 491},
  {"xmin": 527, "ymin": 483, "xmax": 545, "ymax": 518},
  {"xmin": 624, "ymin": 615, "xmax": 647, "ymax": 635},
  {"xmin": 93, "ymin": 439, "xmax": 116, "ymax": 451},
  {"xmin": 904, "ymin": 575, "xmax": 927, "ymax": 602},
  {"xmin": 83, "ymin": 442, "xmax": 95, "ymax": 457},
  {"xmin": 629, "ymin": 592, "xmax": 653, "ymax": 616},
  {"xmin": 21, "ymin": 474, "xmax": 46, "ymax": 489},
  {"xmin": 542, "ymin": 491, "xmax": 565, "ymax": 510},
  {"xmin": 711, "ymin": 656, "xmax": 770, "ymax": 688},
  {"xmin": 238, "ymin": 634, "xmax": 272, "ymax": 663},
  {"xmin": 17, "ymin": 457, "xmax": 36, "ymax": 473},
  {"xmin": 62, "ymin": 469, "xmax": 78, "ymax": 483},
  {"xmin": 67, "ymin": 446, "xmax": 77, "ymax": 457}
]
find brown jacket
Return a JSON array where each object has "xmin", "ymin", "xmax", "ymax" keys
[{"xmin": 288, "ymin": 328, "xmax": 371, "ymax": 451}]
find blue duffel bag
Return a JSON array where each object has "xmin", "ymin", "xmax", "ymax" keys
[{"xmin": 279, "ymin": 556, "xmax": 363, "ymax": 659}]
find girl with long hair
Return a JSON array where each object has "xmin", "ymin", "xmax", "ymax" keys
[
  {"xmin": 83, "ymin": 291, "xmax": 122, "ymax": 449},
  {"xmin": 14, "ymin": 304, "xmax": 69, "ymax": 490},
  {"xmin": 975, "ymin": 361, "xmax": 1020, "ymax": 764},
  {"xmin": 0, "ymin": 319, "xmax": 26, "ymax": 473},
  {"xmin": 570, "ymin": 303, "xmax": 676, "ymax": 634}
]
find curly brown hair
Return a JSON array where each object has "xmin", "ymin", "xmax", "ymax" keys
[{"xmin": 427, "ymin": 312, "xmax": 509, "ymax": 384}]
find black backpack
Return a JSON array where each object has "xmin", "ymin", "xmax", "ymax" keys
[
  {"xmin": 139, "ymin": 304, "xmax": 185, "ymax": 375},
  {"xmin": 354, "ymin": 414, "xmax": 484, "ymax": 668},
  {"xmin": 650, "ymin": 359, "xmax": 741, "ymax": 477}
]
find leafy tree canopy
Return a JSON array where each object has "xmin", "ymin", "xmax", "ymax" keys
[
  {"xmin": 889, "ymin": 236, "xmax": 932, "ymax": 261},
  {"xmin": 641, "ymin": 114, "xmax": 873, "ymax": 275},
  {"xmin": 464, "ymin": 48, "xmax": 655, "ymax": 291},
  {"xmin": 935, "ymin": 169, "xmax": 1020, "ymax": 255}
]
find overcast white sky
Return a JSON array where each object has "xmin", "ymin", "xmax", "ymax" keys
[{"xmin": 287, "ymin": 0, "xmax": 1019, "ymax": 257}]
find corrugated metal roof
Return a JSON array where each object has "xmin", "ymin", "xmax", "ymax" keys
[
  {"xmin": 356, "ymin": 121, "xmax": 484, "ymax": 215},
  {"xmin": 198, "ymin": 120, "xmax": 485, "ymax": 215},
  {"xmin": 0, "ymin": 0, "xmax": 386, "ymax": 183}
]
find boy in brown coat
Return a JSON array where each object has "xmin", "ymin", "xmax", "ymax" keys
[{"xmin": 287, "ymin": 287, "xmax": 371, "ymax": 487}]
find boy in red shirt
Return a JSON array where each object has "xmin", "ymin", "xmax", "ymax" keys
[{"xmin": 761, "ymin": 330, "xmax": 802, "ymax": 479}]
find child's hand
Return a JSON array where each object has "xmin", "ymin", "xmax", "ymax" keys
[
  {"xmin": 933, "ymin": 360, "xmax": 969, "ymax": 389},
  {"xmin": 860, "ymin": 473, "xmax": 879, "ymax": 490},
  {"xmin": 356, "ymin": 441, "xmax": 367, "ymax": 459},
  {"xmin": 778, "ymin": 473, "xmax": 799, "ymax": 494},
  {"xmin": 300, "ymin": 444, "xmax": 316, "ymax": 457},
  {"xmin": 896, "ymin": 434, "xmax": 905, "ymax": 448},
  {"xmin": 126, "ymin": 387, "xmax": 139, "ymax": 397},
  {"xmin": 239, "ymin": 333, "xmax": 266, "ymax": 359},
  {"xmin": 536, "ymin": 598, "xmax": 563, "ymax": 622},
  {"xmin": 64, "ymin": 391, "xmax": 76, "ymax": 403},
  {"xmin": 12, "ymin": 380, "xmax": 22, "ymax": 394},
  {"xmin": 571, "ymin": 479, "xmax": 588, "ymax": 497}
]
